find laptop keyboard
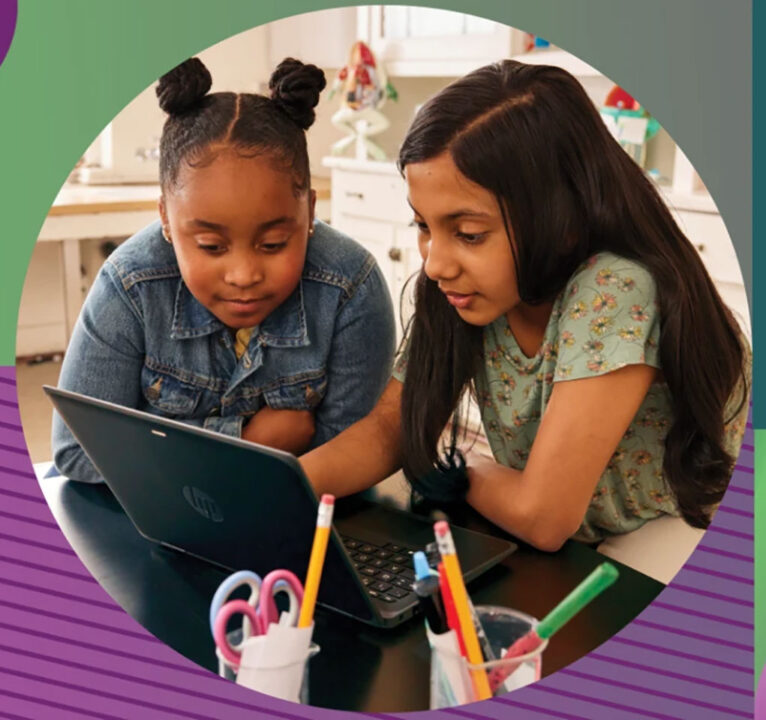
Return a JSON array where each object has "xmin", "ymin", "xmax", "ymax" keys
[{"xmin": 341, "ymin": 535, "xmax": 422, "ymax": 604}]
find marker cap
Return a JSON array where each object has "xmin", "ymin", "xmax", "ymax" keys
[{"xmin": 413, "ymin": 551, "xmax": 431, "ymax": 581}]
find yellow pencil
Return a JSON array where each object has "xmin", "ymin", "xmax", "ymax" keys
[
  {"xmin": 298, "ymin": 494, "xmax": 335, "ymax": 628},
  {"xmin": 434, "ymin": 520, "xmax": 492, "ymax": 701}
]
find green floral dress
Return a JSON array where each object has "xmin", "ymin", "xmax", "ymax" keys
[{"xmin": 394, "ymin": 252, "xmax": 749, "ymax": 543}]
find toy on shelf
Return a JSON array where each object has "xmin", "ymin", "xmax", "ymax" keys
[
  {"xmin": 523, "ymin": 34, "xmax": 551, "ymax": 52},
  {"xmin": 599, "ymin": 85, "xmax": 660, "ymax": 168},
  {"xmin": 328, "ymin": 41, "xmax": 398, "ymax": 161}
]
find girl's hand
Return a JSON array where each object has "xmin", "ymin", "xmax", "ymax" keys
[
  {"xmin": 242, "ymin": 406, "xmax": 316, "ymax": 455},
  {"xmin": 300, "ymin": 377, "xmax": 404, "ymax": 497}
]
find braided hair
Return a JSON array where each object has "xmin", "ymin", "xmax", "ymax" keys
[{"xmin": 156, "ymin": 56, "xmax": 326, "ymax": 192}]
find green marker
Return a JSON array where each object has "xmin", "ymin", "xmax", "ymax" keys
[
  {"xmin": 488, "ymin": 563, "xmax": 619, "ymax": 690},
  {"xmin": 537, "ymin": 562, "xmax": 619, "ymax": 639}
]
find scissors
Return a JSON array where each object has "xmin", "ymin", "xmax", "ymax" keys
[{"xmin": 211, "ymin": 569, "xmax": 304, "ymax": 669}]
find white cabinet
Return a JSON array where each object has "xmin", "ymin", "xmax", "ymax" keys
[
  {"xmin": 17, "ymin": 242, "xmax": 69, "ymax": 357},
  {"xmin": 323, "ymin": 157, "xmax": 418, "ymax": 345},
  {"xmin": 663, "ymin": 202, "xmax": 750, "ymax": 338}
]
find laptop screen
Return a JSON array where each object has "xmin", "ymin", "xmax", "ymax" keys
[{"xmin": 47, "ymin": 387, "xmax": 374, "ymax": 623}]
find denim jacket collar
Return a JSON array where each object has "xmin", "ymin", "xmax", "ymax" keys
[{"xmin": 170, "ymin": 279, "xmax": 309, "ymax": 348}]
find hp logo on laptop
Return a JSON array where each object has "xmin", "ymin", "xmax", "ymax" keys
[{"xmin": 182, "ymin": 486, "xmax": 223, "ymax": 523}]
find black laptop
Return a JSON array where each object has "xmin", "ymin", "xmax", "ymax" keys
[{"xmin": 44, "ymin": 386, "xmax": 516, "ymax": 628}]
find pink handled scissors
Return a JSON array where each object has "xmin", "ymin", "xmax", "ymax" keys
[{"xmin": 213, "ymin": 569, "xmax": 304, "ymax": 669}]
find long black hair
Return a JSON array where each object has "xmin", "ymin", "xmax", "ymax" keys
[
  {"xmin": 398, "ymin": 60, "xmax": 748, "ymax": 529},
  {"xmin": 156, "ymin": 56, "xmax": 326, "ymax": 192}
]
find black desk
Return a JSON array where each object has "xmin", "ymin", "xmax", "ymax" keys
[{"xmin": 39, "ymin": 473, "xmax": 662, "ymax": 712}]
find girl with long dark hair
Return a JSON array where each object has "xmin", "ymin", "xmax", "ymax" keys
[{"xmin": 302, "ymin": 60, "xmax": 750, "ymax": 551}]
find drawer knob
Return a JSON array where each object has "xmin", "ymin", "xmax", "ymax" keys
[
  {"xmin": 345, "ymin": 191, "xmax": 364, "ymax": 200},
  {"xmin": 388, "ymin": 247, "xmax": 402, "ymax": 261},
  {"xmin": 696, "ymin": 243, "xmax": 706, "ymax": 253}
]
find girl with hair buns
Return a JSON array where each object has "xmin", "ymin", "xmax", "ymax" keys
[
  {"xmin": 302, "ymin": 60, "xmax": 751, "ymax": 551},
  {"xmin": 53, "ymin": 56, "xmax": 395, "ymax": 483}
]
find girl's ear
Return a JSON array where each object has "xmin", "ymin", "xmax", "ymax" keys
[
  {"xmin": 308, "ymin": 188, "xmax": 316, "ymax": 232},
  {"xmin": 158, "ymin": 196, "xmax": 172, "ymax": 243}
]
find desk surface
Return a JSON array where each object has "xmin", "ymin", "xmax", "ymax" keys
[{"xmin": 38, "ymin": 469, "xmax": 662, "ymax": 712}]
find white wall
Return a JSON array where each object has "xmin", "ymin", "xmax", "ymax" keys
[
  {"xmin": 81, "ymin": 12, "xmax": 662, "ymax": 183},
  {"xmin": 92, "ymin": 21, "xmax": 446, "ymax": 182}
]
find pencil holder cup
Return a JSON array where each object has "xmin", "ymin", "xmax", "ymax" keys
[
  {"xmin": 427, "ymin": 605, "xmax": 547, "ymax": 708},
  {"xmin": 217, "ymin": 626, "xmax": 320, "ymax": 704}
]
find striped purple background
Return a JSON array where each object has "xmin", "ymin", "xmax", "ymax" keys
[{"xmin": 0, "ymin": 365, "xmax": 753, "ymax": 718}]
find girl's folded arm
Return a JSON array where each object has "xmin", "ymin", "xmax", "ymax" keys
[
  {"xmin": 466, "ymin": 363, "xmax": 657, "ymax": 551},
  {"xmin": 300, "ymin": 377, "xmax": 403, "ymax": 497}
]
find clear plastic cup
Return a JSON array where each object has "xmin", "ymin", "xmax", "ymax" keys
[{"xmin": 428, "ymin": 604, "xmax": 547, "ymax": 708}]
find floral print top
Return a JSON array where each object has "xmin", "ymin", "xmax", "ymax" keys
[{"xmin": 395, "ymin": 252, "xmax": 749, "ymax": 543}]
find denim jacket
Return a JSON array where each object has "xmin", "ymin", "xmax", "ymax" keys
[{"xmin": 53, "ymin": 219, "xmax": 396, "ymax": 483}]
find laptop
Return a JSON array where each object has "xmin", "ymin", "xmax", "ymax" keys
[{"xmin": 44, "ymin": 386, "xmax": 516, "ymax": 628}]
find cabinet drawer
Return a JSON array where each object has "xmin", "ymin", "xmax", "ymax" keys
[
  {"xmin": 671, "ymin": 210, "xmax": 744, "ymax": 285},
  {"xmin": 331, "ymin": 169, "xmax": 411, "ymax": 224}
]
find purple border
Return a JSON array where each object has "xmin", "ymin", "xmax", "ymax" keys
[
  {"xmin": 0, "ymin": 1, "xmax": 17, "ymax": 69},
  {"xmin": 0, "ymin": 366, "xmax": 753, "ymax": 718}
]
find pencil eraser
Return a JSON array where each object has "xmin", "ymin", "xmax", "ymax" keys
[
  {"xmin": 320, "ymin": 494, "xmax": 335, "ymax": 505},
  {"xmin": 434, "ymin": 520, "xmax": 448, "ymax": 537}
]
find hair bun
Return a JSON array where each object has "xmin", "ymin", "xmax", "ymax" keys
[
  {"xmin": 269, "ymin": 58, "xmax": 326, "ymax": 130},
  {"xmin": 156, "ymin": 57, "xmax": 212, "ymax": 115}
]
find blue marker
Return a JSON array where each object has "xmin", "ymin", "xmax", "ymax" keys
[{"xmin": 413, "ymin": 551, "xmax": 447, "ymax": 633}]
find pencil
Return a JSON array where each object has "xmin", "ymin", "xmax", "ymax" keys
[
  {"xmin": 298, "ymin": 494, "xmax": 335, "ymax": 628},
  {"xmin": 434, "ymin": 521, "xmax": 492, "ymax": 701}
]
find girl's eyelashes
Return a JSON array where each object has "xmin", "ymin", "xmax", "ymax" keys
[
  {"xmin": 260, "ymin": 242, "xmax": 287, "ymax": 253},
  {"xmin": 456, "ymin": 231, "xmax": 487, "ymax": 244},
  {"xmin": 258, "ymin": 232, "xmax": 291, "ymax": 252},
  {"xmin": 197, "ymin": 242, "xmax": 226, "ymax": 254},
  {"xmin": 409, "ymin": 218, "xmax": 486, "ymax": 243},
  {"xmin": 194, "ymin": 237, "xmax": 289, "ymax": 253}
]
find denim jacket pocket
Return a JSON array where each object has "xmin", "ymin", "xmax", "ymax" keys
[
  {"xmin": 141, "ymin": 365, "xmax": 202, "ymax": 416},
  {"xmin": 262, "ymin": 370, "xmax": 327, "ymax": 411}
]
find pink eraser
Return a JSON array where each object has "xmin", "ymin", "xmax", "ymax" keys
[
  {"xmin": 320, "ymin": 494, "xmax": 335, "ymax": 505},
  {"xmin": 434, "ymin": 520, "xmax": 448, "ymax": 536}
]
